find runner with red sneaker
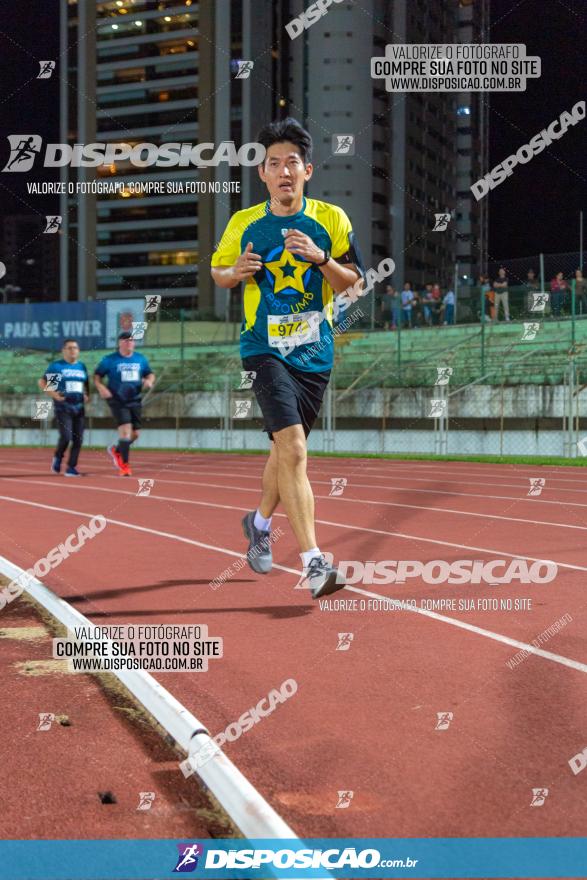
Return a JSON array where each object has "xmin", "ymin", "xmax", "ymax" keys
[{"xmin": 94, "ymin": 331, "xmax": 155, "ymax": 476}]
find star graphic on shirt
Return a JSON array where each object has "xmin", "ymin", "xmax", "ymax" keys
[{"xmin": 264, "ymin": 248, "xmax": 312, "ymax": 295}]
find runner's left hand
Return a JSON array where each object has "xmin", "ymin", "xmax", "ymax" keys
[{"xmin": 284, "ymin": 230, "xmax": 325, "ymax": 263}]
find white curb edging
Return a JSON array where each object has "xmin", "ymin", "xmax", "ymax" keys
[{"xmin": 0, "ymin": 554, "xmax": 297, "ymax": 842}]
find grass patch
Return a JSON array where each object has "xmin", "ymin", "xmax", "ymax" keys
[{"xmin": 2, "ymin": 444, "xmax": 585, "ymax": 466}]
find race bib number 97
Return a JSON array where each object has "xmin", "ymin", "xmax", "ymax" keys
[{"xmin": 267, "ymin": 311, "xmax": 320, "ymax": 348}]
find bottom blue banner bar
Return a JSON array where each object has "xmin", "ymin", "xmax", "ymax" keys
[{"xmin": 2, "ymin": 838, "xmax": 587, "ymax": 879}]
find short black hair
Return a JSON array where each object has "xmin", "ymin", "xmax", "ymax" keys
[
  {"xmin": 257, "ymin": 117, "xmax": 313, "ymax": 166},
  {"xmin": 62, "ymin": 338, "xmax": 78, "ymax": 347}
]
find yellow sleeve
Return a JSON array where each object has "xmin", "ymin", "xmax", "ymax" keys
[
  {"xmin": 329, "ymin": 206, "xmax": 353, "ymax": 260},
  {"xmin": 211, "ymin": 212, "xmax": 245, "ymax": 267}
]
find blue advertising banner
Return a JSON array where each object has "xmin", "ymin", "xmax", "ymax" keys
[
  {"xmin": 1, "ymin": 838, "xmax": 587, "ymax": 879},
  {"xmin": 0, "ymin": 301, "xmax": 106, "ymax": 351}
]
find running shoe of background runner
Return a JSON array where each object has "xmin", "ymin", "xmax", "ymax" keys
[
  {"xmin": 107, "ymin": 444, "xmax": 122, "ymax": 470},
  {"xmin": 119, "ymin": 463, "xmax": 132, "ymax": 477},
  {"xmin": 65, "ymin": 466, "xmax": 81, "ymax": 477},
  {"xmin": 51, "ymin": 455, "xmax": 62, "ymax": 474}
]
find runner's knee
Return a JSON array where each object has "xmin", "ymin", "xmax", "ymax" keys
[{"xmin": 275, "ymin": 433, "xmax": 306, "ymax": 467}]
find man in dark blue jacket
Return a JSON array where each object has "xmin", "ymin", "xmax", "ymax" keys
[{"xmin": 39, "ymin": 338, "xmax": 89, "ymax": 477}]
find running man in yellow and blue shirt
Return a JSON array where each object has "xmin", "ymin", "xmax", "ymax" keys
[{"xmin": 211, "ymin": 118, "xmax": 365, "ymax": 599}]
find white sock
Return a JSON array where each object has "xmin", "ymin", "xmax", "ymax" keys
[
  {"xmin": 301, "ymin": 547, "xmax": 321, "ymax": 568},
  {"xmin": 253, "ymin": 510, "xmax": 272, "ymax": 531}
]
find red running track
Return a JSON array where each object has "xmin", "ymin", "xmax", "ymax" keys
[{"xmin": 0, "ymin": 448, "xmax": 586, "ymax": 842}]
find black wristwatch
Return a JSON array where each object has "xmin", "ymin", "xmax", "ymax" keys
[{"xmin": 315, "ymin": 249, "xmax": 331, "ymax": 267}]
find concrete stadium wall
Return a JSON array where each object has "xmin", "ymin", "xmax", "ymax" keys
[
  {"xmin": 0, "ymin": 426, "xmax": 568, "ymax": 458},
  {"xmin": 0, "ymin": 386, "xmax": 574, "ymax": 457},
  {"xmin": 0, "ymin": 384, "xmax": 573, "ymax": 420}
]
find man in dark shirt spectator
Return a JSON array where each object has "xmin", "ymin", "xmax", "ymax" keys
[
  {"xmin": 524, "ymin": 269, "xmax": 540, "ymax": 315},
  {"xmin": 430, "ymin": 283, "xmax": 442, "ymax": 326},
  {"xmin": 574, "ymin": 269, "xmax": 586, "ymax": 316},
  {"xmin": 493, "ymin": 268, "xmax": 510, "ymax": 322},
  {"xmin": 401, "ymin": 282, "xmax": 414, "ymax": 328},
  {"xmin": 550, "ymin": 271, "xmax": 569, "ymax": 318},
  {"xmin": 422, "ymin": 284, "xmax": 435, "ymax": 326},
  {"xmin": 382, "ymin": 284, "xmax": 397, "ymax": 330},
  {"xmin": 412, "ymin": 289, "xmax": 423, "ymax": 328}
]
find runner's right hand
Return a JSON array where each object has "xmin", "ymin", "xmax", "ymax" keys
[{"xmin": 232, "ymin": 242, "xmax": 262, "ymax": 282}]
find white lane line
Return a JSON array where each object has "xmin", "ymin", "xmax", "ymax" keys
[
  {"xmin": 3, "ymin": 461, "xmax": 587, "ymax": 517},
  {"xmin": 0, "ymin": 493, "xmax": 299, "ymax": 577},
  {"xmin": 141, "ymin": 470, "xmax": 587, "ymax": 511},
  {"xmin": 77, "ymin": 467, "xmax": 587, "ymax": 512},
  {"xmin": 344, "ymin": 585, "xmax": 587, "ymax": 676},
  {"xmin": 24, "ymin": 473, "xmax": 587, "ymax": 533},
  {"xmin": 4, "ymin": 453, "xmax": 587, "ymax": 485},
  {"xmin": 0, "ymin": 494, "xmax": 584, "ymax": 678},
  {"xmin": 104, "ymin": 457, "xmax": 587, "ymax": 488},
  {"xmin": 316, "ymin": 494, "xmax": 587, "ymax": 531},
  {"xmin": 109, "ymin": 476, "xmax": 587, "ymax": 530},
  {"xmin": 3, "ymin": 457, "xmax": 587, "ymax": 496},
  {"xmin": 3, "ymin": 480, "xmax": 586, "ymax": 574},
  {"xmin": 70, "ymin": 462, "xmax": 587, "ymax": 500}
]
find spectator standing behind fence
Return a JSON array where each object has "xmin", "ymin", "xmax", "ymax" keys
[
  {"xmin": 431, "ymin": 283, "xmax": 442, "ymax": 325},
  {"xmin": 550, "ymin": 271, "xmax": 568, "ymax": 318},
  {"xmin": 401, "ymin": 282, "xmax": 414, "ymax": 328},
  {"xmin": 479, "ymin": 274, "xmax": 494, "ymax": 322},
  {"xmin": 381, "ymin": 284, "xmax": 395, "ymax": 330},
  {"xmin": 575, "ymin": 269, "xmax": 586, "ymax": 316},
  {"xmin": 493, "ymin": 268, "xmax": 511, "ymax": 322},
  {"xmin": 524, "ymin": 269, "xmax": 540, "ymax": 314},
  {"xmin": 443, "ymin": 287, "xmax": 455, "ymax": 325},
  {"xmin": 422, "ymin": 284, "xmax": 435, "ymax": 326},
  {"xmin": 392, "ymin": 287, "xmax": 402, "ymax": 329},
  {"xmin": 412, "ymin": 289, "xmax": 423, "ymax": 328}
]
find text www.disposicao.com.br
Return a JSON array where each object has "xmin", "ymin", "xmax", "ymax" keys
[{"xmin": 70, "ymin": 657, "xmax": 199, "ymax": 671}]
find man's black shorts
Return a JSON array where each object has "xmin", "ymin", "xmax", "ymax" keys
[
  {"xmin": 107, "ymin": 398, "xmax": 142, "ymax": 429},
  {"xmin": 242, "ymin": 354, "xmax": 330, "ymax": 440}
]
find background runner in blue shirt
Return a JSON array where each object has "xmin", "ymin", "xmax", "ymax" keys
[
  {"xmin": 94, "ymin": 331, "xmax": 155, "ymax": 477},
  {"xmin": 39, "ymin": 338, "xmax": 89, "ymax": 477}
]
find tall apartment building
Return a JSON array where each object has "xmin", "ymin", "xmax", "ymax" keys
[
  {"xmin": 62, "ymin": 0, "xmax": 203, "ymax": 306},
  {"xmin": 61, "ymin": 0, "xmax": 487, "ymax": 312},
  {"xmin": 1, "ymin": 214, "xmax": 59, "ymax": 302},
  {"xmin": 455, "ymin": 0, "xmax": 489, "ymax": 283},
  {"xmin": 286, "ymin": 0, "xmax": 489, "ymax": 292}
]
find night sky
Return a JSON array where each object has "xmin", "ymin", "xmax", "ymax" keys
[{"xmin": 0, "ymin": 0, "xmax": 584, "ymax": 261}]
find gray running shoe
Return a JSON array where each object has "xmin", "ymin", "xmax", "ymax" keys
[
  {"xmin": 306, "ymin": 555, "xmax": 344, "ymax": 599},
  {"xmin": 241, "ymin": 511, "xmax": 272, "ymax": 574}
]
